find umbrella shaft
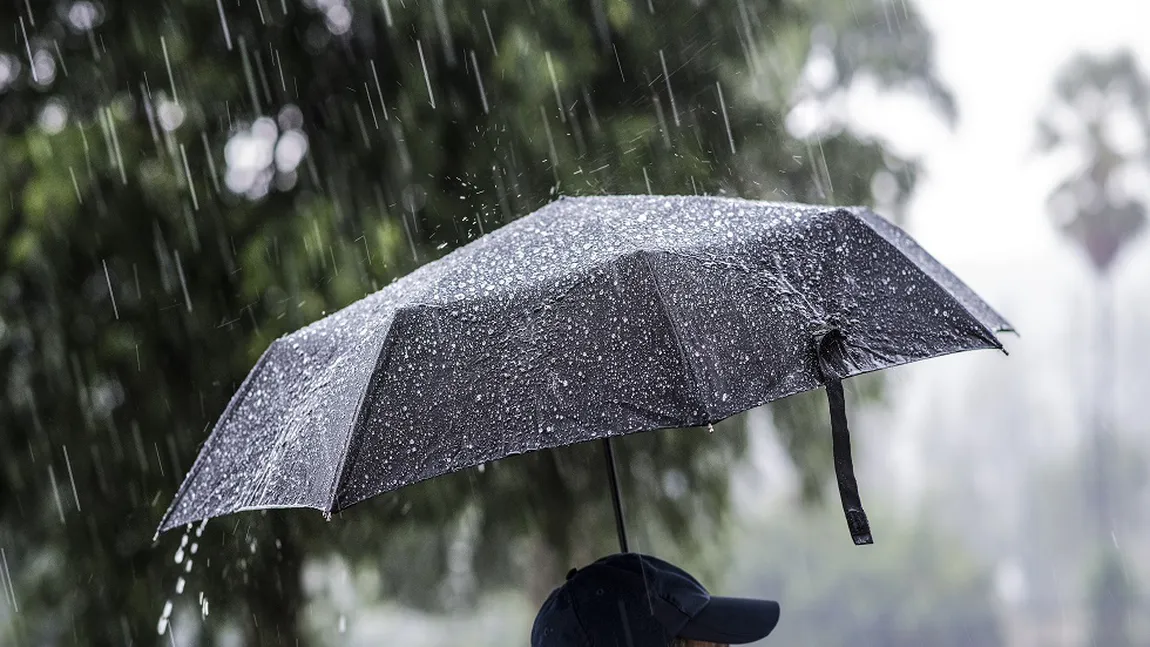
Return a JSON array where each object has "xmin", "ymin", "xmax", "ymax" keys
[{"xmin": 601, "ymin": 437, "xmax": 629, "ymax": 553}]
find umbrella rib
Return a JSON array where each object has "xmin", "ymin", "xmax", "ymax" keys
[
  {"xmin": 595, "ymin": 213, "xmax": 705, "ymax": 416},
  {"xmin": 323, "ymin": 308, "xmax": 411, "ymax": 516},
  {"xmin": 636, "ymin": 251, "xmax": 705, "ymax": 419}
]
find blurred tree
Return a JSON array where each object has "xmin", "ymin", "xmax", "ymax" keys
[
  {"xmin": 1037, "ymin": 51, "xmax": 1149, "ymax": 274},
  {"xmin": 1037, "ymin": 50, "xmax": 1150, "ymax": 647},
  {"xmin": 1036, "ymin": 51, "xmax": 1150, "ymax": 530},
  {"xmin": 0, "ymin": 0, "xmax": 951, "ymax": 644},
  {"xmin": 727, "ymin": 505, "xmax": 1005, "ymax": 647},
  {"xmin": 1086, "ymin": 545, "xmax": 1137, "ymax": 647}
]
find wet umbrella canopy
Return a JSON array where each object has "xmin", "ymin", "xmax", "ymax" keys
[{"xmin": 156, "ymin": 195, "xmax": 1012, "ymax": 545}]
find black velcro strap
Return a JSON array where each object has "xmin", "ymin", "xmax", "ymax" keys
[
  {"xmin": 816, "ymin": 330, "xmax": 874, "ymax": 546},
  {"xmin": 824, "ymin": 378, "xmax": 873, "ymax": 545}
]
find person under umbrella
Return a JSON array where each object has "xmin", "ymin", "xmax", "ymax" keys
[{"xmin": 155, "ymin": 195, "xmax": 1012, "ymax": 643}]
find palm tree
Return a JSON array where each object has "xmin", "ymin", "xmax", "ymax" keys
[{"xmin": 1036, "ymin": 49, "xmax": 1149, "ymax": 647}]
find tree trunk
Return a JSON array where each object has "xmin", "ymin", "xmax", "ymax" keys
[{"xmin": 1089, "ymin": 274, "xmax": 1113, "ymax": 541}]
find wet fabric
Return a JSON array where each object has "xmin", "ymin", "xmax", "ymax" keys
[{"xmin": 157, "ymin": 195, "xmax": 1012, "ymax": 535}]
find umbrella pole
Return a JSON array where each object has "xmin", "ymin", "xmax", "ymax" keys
[{"xmin": 600, "ymin": 437, "xmax": 630, "ymax": 553}]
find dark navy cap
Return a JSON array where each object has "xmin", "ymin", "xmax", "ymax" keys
[{"xmin": 531, "ymin": 553, "xmax": 780, "ymax": 646}]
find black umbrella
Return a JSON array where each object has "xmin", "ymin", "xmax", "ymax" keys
[{"xmin": 156, "ymin": 195, "xmax": 1012, "ymax": 548}]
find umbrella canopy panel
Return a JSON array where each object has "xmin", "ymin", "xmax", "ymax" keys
[{"xmin": 158, "ymin": 196, "xmax": 1009, "ymax": 534}]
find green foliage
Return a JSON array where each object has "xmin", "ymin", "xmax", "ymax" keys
[{"xmin": 0, "ymin": 0, "xmax": 951, "ymax": 644}]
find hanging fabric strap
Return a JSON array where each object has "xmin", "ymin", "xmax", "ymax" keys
[{"xmin": 816, "ymin": 330, "xmax": 874, "ymax": 546}]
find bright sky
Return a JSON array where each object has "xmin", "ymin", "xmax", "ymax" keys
[{"xmin": 912, "ymin": 0, "xmax": 1150, "ymax": 265}]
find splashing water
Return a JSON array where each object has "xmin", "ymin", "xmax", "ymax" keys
[
  {"xmin": 158, "ymin": 520, "xmax": 209, "ymax": 636},
  {"xmin": 157, "ymin": 600, "xmax": 173, "ymax": 636},
  {"xmin": 174, "ymin": 533, "xmax": 188, "ymax": 564}
]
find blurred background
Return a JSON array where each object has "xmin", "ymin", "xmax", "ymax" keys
[{"xmin": 1, "ymin": 0, "xmax": 1148, "ymax": 645}]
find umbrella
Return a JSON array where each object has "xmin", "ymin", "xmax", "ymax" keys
[{"xmin": 156, "ymin": 195, "xmax": 1012, "ymax": 548}]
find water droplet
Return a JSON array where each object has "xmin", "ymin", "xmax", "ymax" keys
[{"xmin": 157, "ymin": 600, "xmax": 173, "ymax": 635}]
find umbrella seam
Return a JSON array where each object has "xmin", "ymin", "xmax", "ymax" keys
[
  {"xmin": 324, "ymin": 308, "xmax": 412, "ymax": 514},
  {"xmin": 593, "ymin": 203, "xmax": 706, "ymax": 417},
  {"xmin": 637, "ymin": 251, "xmax": 706, "ymax": 420}
]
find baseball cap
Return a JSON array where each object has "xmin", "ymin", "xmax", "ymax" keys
[{"xmin": 531, "ymin": 553, "xmax": 780, "ymax": 646}]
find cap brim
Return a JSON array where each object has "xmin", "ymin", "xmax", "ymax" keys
[{"xmin": 677, "ymin": 596, "xmax": 780, "ymax": 644}]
